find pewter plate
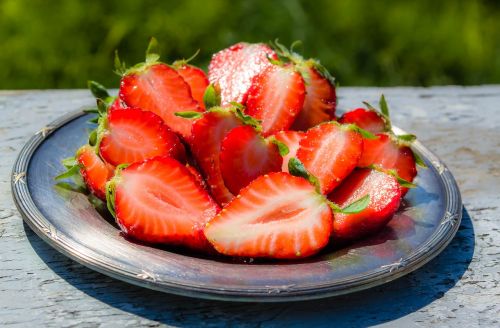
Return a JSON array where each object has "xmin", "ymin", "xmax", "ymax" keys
[{"xmin": 11, "ymin": 110, "xmax": 462, "ymax": 302}]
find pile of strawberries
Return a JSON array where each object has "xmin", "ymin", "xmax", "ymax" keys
[{"xmin": 57, "ymin": 39, "xmax": 425, "ymax": 259}]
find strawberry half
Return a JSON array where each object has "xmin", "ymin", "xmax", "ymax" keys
[
  {"xmin": 175, "ymin": 64, "xmax": 209, "ymax": 110},
  {"xmin": 291, "ymin": 63, "xmax": 336, "ymax": 130},
  {"xmin": 358, "ymin": 133, "xmax": 417, "ymax": 195},
  {"xmin": 204, "ymin": 172, "xmax": 332, "ymax": 259},
  {"xmin": 245, "ymin": 64, "xmax": 306, "ymax": 136},
  {"xmin": 190, "ymin": 109, "xmax": 243, "ymax": 205},
  {"xmin": 108, "ymin": 156, "xmax": 220, "ymax": 250},
  {"xmin": 186, "ymin": 164, "xmax": 208, "ymax": 191},
  {"xmin": 208, "ymin": 42, "xmax": 278, "ymax": 105},
  {"xmin": 274, "ymin": 130, "xmax": 304, "ymax": 172},
  {"xmin": 339, "ymin": 108, "xmax": 387, "ymax": 134},
  {"xmin": 220, "ymin": 125, "xmax": 282, "ymax": 194},
  {"xmin": 297, "ymin": 122, "xmax": 364, "ymax": 194},
  {"xmin": 329, "ymin": 168, "xmax": 401, "ymax": 242},
  {"xmin": 119, "ymin": 63, "xmax": 201, "ymax": 140},
  {"xmin": 76, "ymin": 145, "xmax": 114, "ymax": 200},
  {"xmin": 99, "ymin": 108, "xmax": 186, "ymax": 166}
]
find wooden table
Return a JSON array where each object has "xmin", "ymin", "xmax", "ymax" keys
[{"xmin": 1, "ymin": 87, "xmax": 498, "ymax": 327}]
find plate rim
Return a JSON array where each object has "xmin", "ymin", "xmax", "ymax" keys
[{"xmin": 11, "ymin": 109, "xmax": 463, "ymax": 302}]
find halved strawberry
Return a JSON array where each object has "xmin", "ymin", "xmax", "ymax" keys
[
  {"xmin": 185, "ymin": 164, "xmax": 208, "ymax": 191},
  {"xmin": 245, "ymin": 64, "xmax": 306, "ymax": 136},
  {"xmin": 76, "ymin": 145, "xmax": 114, "ymax": 200},
  {"xmin": 291, "ymin": 63, "xmax": 336, "ymax": 130},
  {"xmin": 190, "ymin": 109, "xmax": 243, "ymax": 205},
  {"xmin": 175, "ymin": 64, "xmax": 209, "ymax": 110},
  {"xmin": 274, "ymin": 130, "xmax": 304, "ymax": 172},
  {"xmin": 99, "ymin": 108, "xmax": 186, "ymax": 166},
  {"xmin": 108, "ymin": 156, "xmax": 220, "ymax": 250},
  {"xmin": 119, "ymin": 63, "xmax": 201, "ymax": 140},
  {"xmin": 204, "ymin": 172, "xmax": 332, "ymax": 259},
  {"xmin": 339, "ymin": 108, "xmax": 387, "ymax": 134},
  {"xmin": 208, "ymin": 42, "xmax": 278, "ymax": 105},
  {"xmin": 220, "ymin": 126, "xmax": 282, "ymax": 194},
  {"xmin": 297, "ymin": 122, "xmax": 363, "ymax": 194},
  {"xmin": 328, "ymin": 168, "xmax": 401, "ymax": 242},
  {"xmin": 358, "ymin": 133, "xmax": 417, "ymax": 195}
]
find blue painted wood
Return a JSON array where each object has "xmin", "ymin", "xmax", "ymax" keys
[{"xmin": 1, "ymin": 87, "xmax": 498, "ymax": 327}]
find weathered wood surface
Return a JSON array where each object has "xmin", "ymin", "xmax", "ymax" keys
[{"xmin": 0, "ymin": 87, "xmax": 498, "ymax": 327}]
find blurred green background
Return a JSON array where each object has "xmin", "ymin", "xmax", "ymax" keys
[{"xmin": 1, "ymin": 0, "xmax": 499, "ymax": 89}]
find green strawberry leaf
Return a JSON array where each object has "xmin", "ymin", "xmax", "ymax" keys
[
  {"xmin": 54, "ymin": 181, "xmax": 87, "ymax": 194},
  {"xmin": 397, "ymin": 134, "xmax": 417, "ymax": 144},
  {"xmin": 379, "ymin": 94, "xmax": 390, "ymax": 120},
  {"xmin": 288, "ymin": 157, "xmax": 321, "ymax": 192},
  {"xmin": 145, "ymin": 37, "xmax": 160, "ymax": 64},
  {"xmin": 344, "ymin": 123, "xmax": 378, "ymax": 139},
  {"xmin": 88, "ymin": 81, "xmax": 110, "ymax": 99},
  {"xmin": 232, "ymin": 106, "xmax": 262, "ymax": 132},
  {"xmin": 114, "ymin": 50, "xmax": 127, "ymax": 76},
  {"xmin": 61, "ymin": 156, "xmax": 77, "ymax": 169},
  {"xmin": 203, "ymin": 84, "xmax": 221, "ymax": 109},
  {"xmin": 412, "ymin": 149, "xmax": 428, "ymax": 168},
  {"xmin": 174, "ymin": 111, "xmax": 203, "ymax": 119},
  {"xmin": 54, "ymin": 165, "xmax": 80, "ymax": 180},
  {"xmin": 269, "ymin": 137, "xmax": 290, "ymax": 156},
  {"xmin": 105, "ymin": 179, "xmax": 117, "ymax": 218},
  {"xmin": 340, "ymin": 194, "xmax": 370, "ymax": 214}
]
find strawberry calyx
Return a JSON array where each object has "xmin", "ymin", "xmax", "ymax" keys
[
  {"xmin": 171, "ymin": 49, "xmax": 201, "ymax": 69},
  {"xmin": 364, "ymin": 95, "xmax": 427, "ymax": 168},
  {"xmin": 288, "ymin": 157, "xmax": 370, "ymax": 214},
  {"xmin": 115, "ymin": 37, "xmax": 168, "ymax": 76},
  {"xmin": 105, "ymin": 163, "xmax": 129, "ymax": 218},
  {"xmin": 367, "ymin": 164, "xmax": 417, "ymax": 189},
  {"xmin": 270, "ymin": 40, "xmax": 336, "ymax": 87}
]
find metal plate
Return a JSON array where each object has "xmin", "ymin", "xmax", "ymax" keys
[{"xmin": 11, "ymin": 110, "xmax": 462, "ymax": 302}]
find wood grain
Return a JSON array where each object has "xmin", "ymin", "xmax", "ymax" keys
[{"xmin": 1, "ymin": 88, "xmax": 499, "ymax": 327}]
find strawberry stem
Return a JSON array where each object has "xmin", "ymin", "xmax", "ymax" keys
[{"xmin": 203, "ymin": 84, "xmax": 221, "ymax": 109}]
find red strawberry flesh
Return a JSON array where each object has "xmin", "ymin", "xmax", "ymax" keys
[
  {"xmin": 339, "ymin": 108, "xmax": 386, "ymax": 134},
  {"xmin": 297, "ymin": 123, "xmax": 363, "ymax": 194},
  {"xmin": 291, "ymin": 65, "xmax": 336, "ymax": 131},
  {"xmin": 208, "ymin": 42, "xmax": 278, "ymax": 105},
  {"xmin": 113, "ymin": 156, "xmax": 219, "ymax": 250},
  {"xmin": 204, "ymin": 172, "xmax": 332, "ymax": 259},
  {"xmin": 220, "ymin": 125, "xmax": 282, "ymax": 194},
  {"xmin": 329, "ymin": 168, "xmax": 401, "ymax": 242},
  {"xmin": 99, "ymin": 108, "xmax": 186, "ymax": 166},
  {"xmin": 77, "ymin": 145, "xmax": 114, "ymax": 200},
  {"xmin": 190, "ymin": 110, "xmax": 243, "ymax": 205},
  {"xmin": 358, "ymin": 133, "xmax": 417, "ymax": 195},
  {"xmin": 274, "ymin": 130, "xmax": 304, "ymax": 172},
  {"xmin": 176, "ymin": 65, "xmax": 209, "ymax": 110},
  {"xmin": 245, "ymin": 65, "xmax": 306, "ymax": 136},
  {"xmin": 119, "ymin": 63, "xmax": 201, "ymax": 140}
]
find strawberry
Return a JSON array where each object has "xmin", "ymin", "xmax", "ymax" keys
[
  {"xmin": 291, "ymin": 63, "xmax": 336, "ymax": 130},
  {"xmin": 175, "ymin": 63, "xmax": 209, "ymax": 110},
  {"xmin": 339, "ymin": 108, "xmax": 387, "ymax": 134},
  {"xmin": 245, "ymin": 64, "xmax": 306, "ymax": 136},
  {"xmin": 99, "ymin": 108, "xmax": 186, "ymax": 166},
  {"xmin": 297, "ymin": 122, "xmax": 364, "ymax": 194},
  {"xmin": 204, "ymin": 172, "xmax": 332, "ymax": 259},
  {"xmin": 108, "ymin": 97, "xmax": 128, "ymax": 112},
  {"xmin": 274, "ymin": 130, "xmax": 304, "ymax": 172},
  {"xmin": 220, "ymin": 125, "xmax": 282, "ymax": 194},
  {"xmin": 358, "ymin": 133, "xmax": 417, "ymax": 195},
  {"xmin": 185, "ymin": 164, "xmax": 208, "ymax": 191},
  {"xmin": 107, "ymin": 156, "xmax": 220, "ymax": 250},
  {"xmin": 328, "ymin": 168, "xmax": 401, "ymax": 242},
  {"xmin": 208, "ymin": 42, "xmax": 278, "ymax": 105},
  {"xmin": 189, "ymin": 108, "xmax": 243, "ymax": 205},
  {"xmin": 76, "ymin": 145, "xmax": 114, "ymax": 200},
  {"xmin": 117, "ymin": 40, "xmax": 202, "ymax": 140}
]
